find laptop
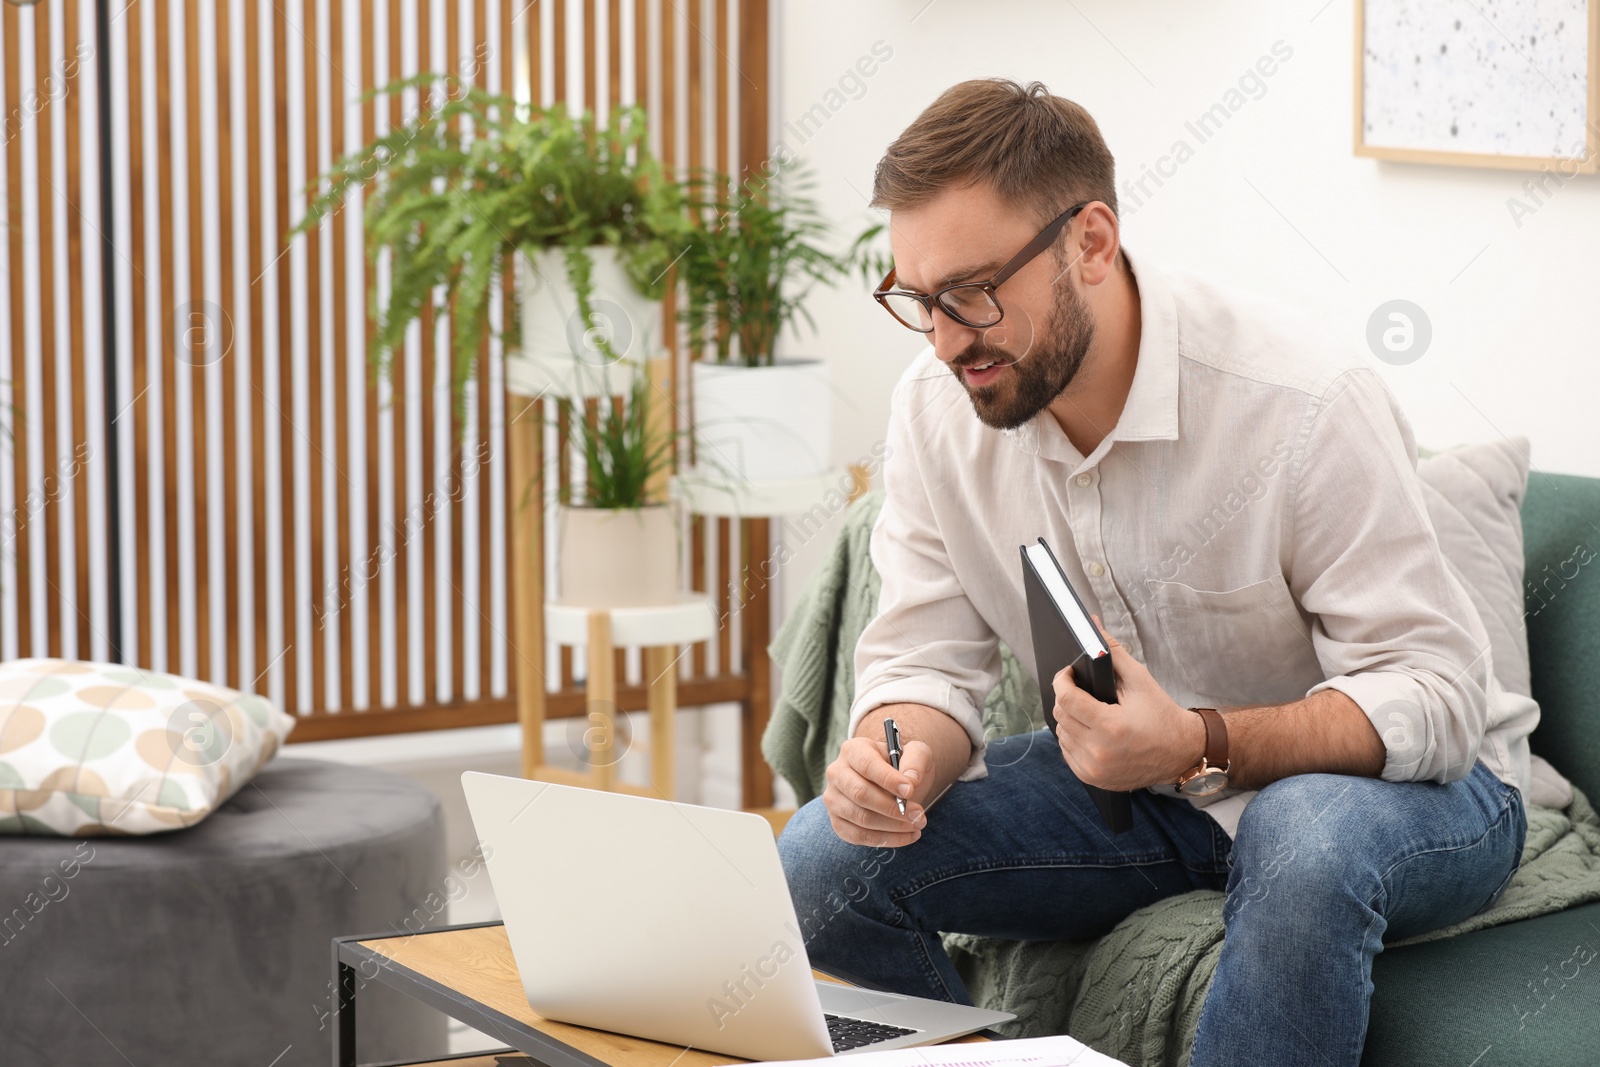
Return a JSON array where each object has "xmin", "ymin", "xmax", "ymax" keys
[{"xmin": 461, "ymin": 772, "xmax": 1016, "ymax": 1059}]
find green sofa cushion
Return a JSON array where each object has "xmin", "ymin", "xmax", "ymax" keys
[{"xmin": 1363, "ymin": 901, "xmax": 1600, "ymax": 1066}]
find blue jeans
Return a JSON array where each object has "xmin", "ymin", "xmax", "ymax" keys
[{"xmin": 776, "ymin": 728, "xmax": 1526, "ymax": 1066}]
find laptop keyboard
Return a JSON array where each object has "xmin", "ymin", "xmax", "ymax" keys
[{"xmin": 825, "ymin": 1013, "xmax": 918, "ymax": 1051}]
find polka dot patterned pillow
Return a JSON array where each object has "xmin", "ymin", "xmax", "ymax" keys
[{"xmin": 0, "ymin": 659, "xmax": 296, "ymax": 835}]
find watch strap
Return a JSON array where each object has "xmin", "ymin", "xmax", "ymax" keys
[{"xmin": 1192, "ymin": 707, "xmax": 1229, "ymax": 770}]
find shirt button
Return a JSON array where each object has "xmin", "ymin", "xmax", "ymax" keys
[
  {"xmin": 1076, "ymin": 473, "xmax": 1093, "ymax": 487},
  {"xmin": 1089, "ymin": 562, "xmax": 1105, "ymax": 577}
]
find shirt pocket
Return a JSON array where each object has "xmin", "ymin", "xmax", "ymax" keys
[{"xmin": 1142, "ymin": 574, "xmax": 1323, "ymax": 708}]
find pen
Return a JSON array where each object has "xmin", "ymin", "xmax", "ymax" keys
[{"xmin": 883, "ymin": 718, "xmax": 907, "ymax": 815}]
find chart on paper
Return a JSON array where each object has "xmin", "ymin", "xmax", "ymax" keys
[{"xmin": 757, "ymin": 1034, "xmax": 1132, "ymax": 1067}]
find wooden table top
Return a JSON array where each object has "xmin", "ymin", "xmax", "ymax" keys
[{"xmin": 357, "ymin": 924, "xmax": 987, "ymax": 1067}]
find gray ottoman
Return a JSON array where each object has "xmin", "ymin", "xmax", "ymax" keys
[{"xmin": 0, "ymin": 757, "xmax": 449, "ymax": 1067}]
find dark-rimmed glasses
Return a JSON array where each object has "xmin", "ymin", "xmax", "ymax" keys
[{"xmin": 872, "ymin": 200, "xmax": 1091, "ymax": 333}]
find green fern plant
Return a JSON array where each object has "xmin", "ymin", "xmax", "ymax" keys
[
  {"xmin": 296, "ymin": 75, "xmax": 687, "ymax": 420},
  {"xmin": 678, "ymin": 165, "xmax": 857, "ymax": 368},
  {"xmin": 678, "ymin": 164, "xmax": 891, "ymax": 367}
]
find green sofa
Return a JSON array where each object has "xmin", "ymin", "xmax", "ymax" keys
[
  {"xmin": 766, "ymin": 471, "xmax": 1600, "ymax": 1066},
  {"xmin": 1359, "ymin": 472, "xmax": 1600, "ymax": 1066}
]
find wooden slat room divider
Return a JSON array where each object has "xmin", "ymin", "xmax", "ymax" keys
[
  {"xmin": 3, "ymin": 0, "xmax": 106, "ymax": 671},
  {"xmin": 0, "ymin": 0, "xmax": 780, "ymax": 805}
]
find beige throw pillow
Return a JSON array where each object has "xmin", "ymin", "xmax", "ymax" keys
[
  {"xmin": 1416, "ymin": 436, "xmax": 1569, "ymax": 807},
  {"xmin": 0, "ymin": 659, "xmax": 295, "ymax": 835}
]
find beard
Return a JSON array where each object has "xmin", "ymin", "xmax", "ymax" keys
[{"xmin": 951, "ymin": 275, "xmax": 1095, "ymax": 431}]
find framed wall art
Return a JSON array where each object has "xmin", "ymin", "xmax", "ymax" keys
[{"xmin": 1355, "ymin": 0, "xmax": 1600, "ymax": 172}]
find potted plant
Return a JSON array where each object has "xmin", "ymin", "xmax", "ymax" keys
[
  {"xmin": 297, "ymin": 76, "xmax": 687, "ymax": 416},
  {"xmin": 677, "ymin": 165, "xmax": 865, "ymax": 485},
  {"xmin": 553, "ymin": 359, "xmax": 683, "ymax": 607},
  {"xmin": 512, "ymin": 101, "xmax": 688, "ymax": 399}
]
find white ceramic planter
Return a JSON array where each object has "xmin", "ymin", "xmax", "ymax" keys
[
  {"xmin": 515, "ymin": 246, "xmax": 661, "ymax": 399},
  {"xmin": 555, "ymin": 504, "xmax": 680, "ymax": 608},
  {"xmin": 689, "ymin": 357, "xmax": 833, "ymax": 483}
]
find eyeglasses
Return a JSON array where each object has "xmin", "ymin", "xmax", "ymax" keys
[{"xmin": 872, "ymin": 201, "xmax": 1092, "ymax": 334}]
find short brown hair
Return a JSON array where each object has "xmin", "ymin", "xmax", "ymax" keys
[{"xmin": 871, "ymin": 79, "xmax": 1118, "ymax": 225}]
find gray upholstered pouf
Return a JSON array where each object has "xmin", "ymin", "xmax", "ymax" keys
[{"xmin": 0, "ymin": 757, "xmax": 449, "ymax": 1067}]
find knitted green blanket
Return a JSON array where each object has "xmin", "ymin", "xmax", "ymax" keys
[{"xmin": 762, "ymin": 490, "xmax": 1600, "ymax": 1067}]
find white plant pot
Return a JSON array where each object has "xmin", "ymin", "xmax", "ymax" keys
[
  {"xmin": 556, "ymin": 504, "xmax": 680, "ymax": 608},
  {"xmin": 689, "ymin": 357, "xmax": 833, "ymax": 484},
  {"xmin": 515, "ymin": 246, "xmax": 661, "ymax": 399}
]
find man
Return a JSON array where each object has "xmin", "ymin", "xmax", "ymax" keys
[{"xmin": 775, "ymin": 79, "xmax": 1535, "ymax": 1066}]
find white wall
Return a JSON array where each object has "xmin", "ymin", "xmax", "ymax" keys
[{"xmin": 765, "ymin": 1, "xmax": 1599, "ymax": 627}]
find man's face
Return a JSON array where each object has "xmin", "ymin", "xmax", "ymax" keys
[{"xmin": 887, "ymin": 182, "xmax": 1095, "ymax": 430}]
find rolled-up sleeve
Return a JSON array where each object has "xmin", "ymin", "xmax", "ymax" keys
[
  {"xmin": 846, "ymin": 373, "xmax": 1001, "ymax": 781},
  {"xmin": 1292, "ymin": 368, "xmax": 1494, "ymax": 784}
]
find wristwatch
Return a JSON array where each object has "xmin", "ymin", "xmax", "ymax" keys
[{"xmin": 1175, "ymin": 707, "xmax": 1231, "ymax": 797}]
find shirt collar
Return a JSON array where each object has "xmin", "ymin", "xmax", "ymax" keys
[{"xmin": 1005, "ymin": 243, "xmax": 1181, "ymax": 464}]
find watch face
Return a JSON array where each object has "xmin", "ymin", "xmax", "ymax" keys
[{"xmin": 1180, "ymin": 770, "xmax": 1229, "ymax": 797}]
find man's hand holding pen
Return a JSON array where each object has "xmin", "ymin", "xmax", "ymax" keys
[{"xmin": 821, "ymin": 713, "xmax": 937, "ymax": 848}]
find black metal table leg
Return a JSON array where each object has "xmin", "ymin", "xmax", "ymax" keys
[{"xmin": 333, "ymin": 939, "xmax": 358, "ymax": 1067}]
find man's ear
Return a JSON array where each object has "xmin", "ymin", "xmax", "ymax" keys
[{"xmin": 1074, "ymin": 202, "xmax": 1122, "ymax": 288}]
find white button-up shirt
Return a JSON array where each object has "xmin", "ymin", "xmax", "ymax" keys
[{"xmin": 847, "ymin": 246, "xmax": 1538, "ymax": 839}]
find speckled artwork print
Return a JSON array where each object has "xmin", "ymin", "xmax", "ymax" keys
[{"xmin": 1363, "ymin": 0, "xmax": 1590, "ymax": 158}]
